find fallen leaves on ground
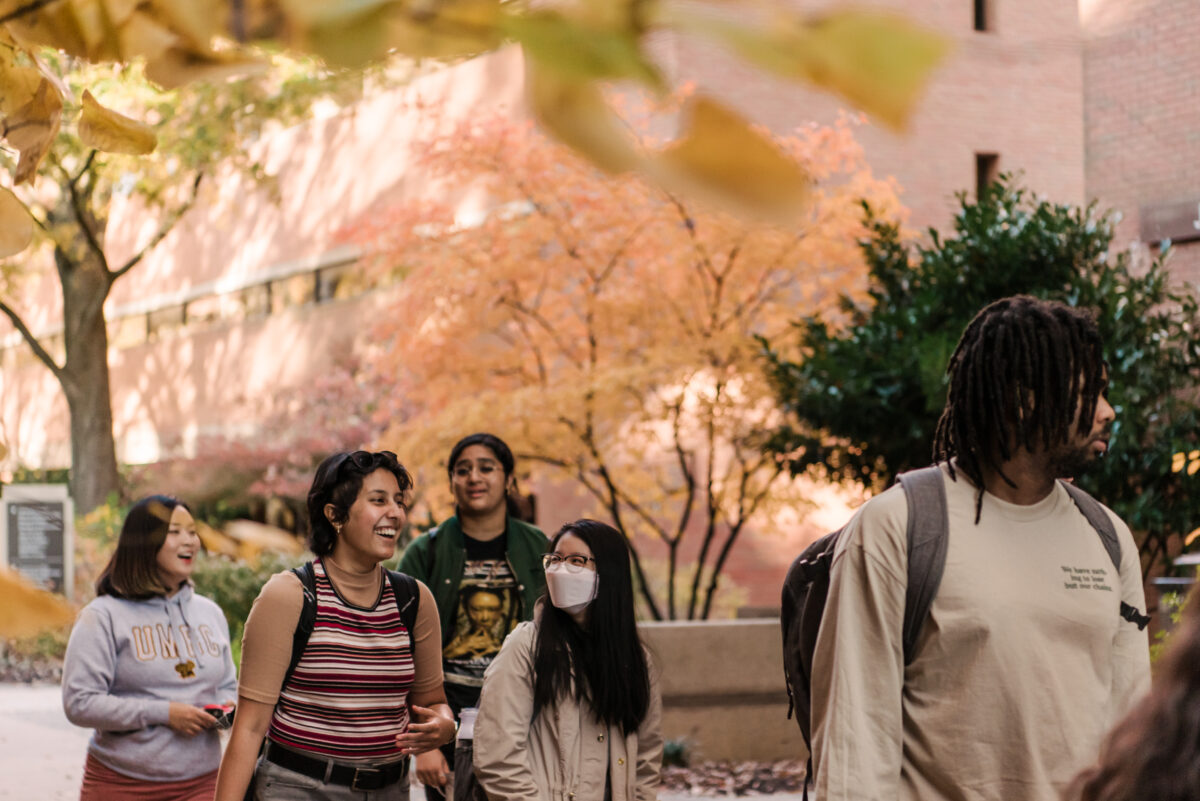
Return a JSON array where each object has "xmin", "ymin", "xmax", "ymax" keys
[{"xmin": 661, "ymin": 760, "xmax": 808, "ymax": 796}]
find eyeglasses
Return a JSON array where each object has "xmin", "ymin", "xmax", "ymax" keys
[{"xmin": 542, "ymin": 553, "xmax": 595, "ymax": 573}]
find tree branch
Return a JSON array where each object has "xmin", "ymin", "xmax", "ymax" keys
[
  {"xmin": 0, "ymin": 299, "xmax": 65, "ymax": 382},
  {"xmin": 65, "ymin": 150, "xmax": 108, "ymax": 272},
  {"xmin": 111, "ymin": 171, "xmax": 204, "ymax": 280}
]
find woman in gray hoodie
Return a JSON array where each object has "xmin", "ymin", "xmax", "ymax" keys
[{"xmin": 62, "ymin": 495, "xmax": 238, "ymax": 800}]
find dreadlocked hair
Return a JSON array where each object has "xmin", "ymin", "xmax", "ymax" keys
[{"xmin": 932, "ymin": 295, "xmax": 1107, "ymax": 522}]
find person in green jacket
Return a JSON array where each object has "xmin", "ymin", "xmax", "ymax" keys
[{"xmin": 399, "ymin": 433, "xmax": 548, "ymax": 801}]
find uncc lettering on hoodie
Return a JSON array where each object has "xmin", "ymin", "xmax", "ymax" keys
[{"xmin": 131, "ymin": 623, "xmax": 224, "ymax": 662}]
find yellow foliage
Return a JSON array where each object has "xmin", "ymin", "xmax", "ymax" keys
[
  {"xmin": 352, "ymin": 110, "xmax": 901, "ymax": 614},
  {"xmin": 79, "ymin": 89, "xmax": 157, "ymax": 154},
  {"xmin": 0, "ymin": 44, "xmax": 63, "ymax": 184},
  {"xmin": 0, "ymin": 567, "xmax": 75, "ymax": 638},
  {"xmin": 0, "ymin": 0, "xmax": 946, "ymax": 256},
  {"xmin": 649, "ymin": 97, "xmax": 811, "ymax": 222},
  {"xmin": 0, "ymin": 185, "xmax": 34, "ymax": 258}
]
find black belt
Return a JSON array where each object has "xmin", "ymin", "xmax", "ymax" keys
[{"xmin": 264, "ymin": 742, "xmax": 409, "ymax": 791}]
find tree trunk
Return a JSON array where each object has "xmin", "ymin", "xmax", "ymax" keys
[{"xmin": 58, "ymin": 248, "xmax": 120, "ymax": 513}]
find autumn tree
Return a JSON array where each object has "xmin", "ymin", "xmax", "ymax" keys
[
  {"xmin": 350, "ymin": 111, "xmax": 900, "ymax": 619},
  {"xmin": 0, "ymin": 54, "xmax": 369, "ymax": 511}
]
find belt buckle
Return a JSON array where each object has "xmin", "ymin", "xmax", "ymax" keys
[{"xmin": 351, "ymin": 767, "xmax": 383, "ymax": 791}]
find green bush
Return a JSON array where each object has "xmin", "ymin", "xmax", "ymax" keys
[{"xmin": 191, "ymin": 552, "xmax": 306, "ymax": 667}]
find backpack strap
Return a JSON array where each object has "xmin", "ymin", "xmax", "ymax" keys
[
  {"xmin": 283, "ymin": 561, "xmax": 318, "ymax": 692},
  {"xmin": 897, "ymin": 466, "xmax": 950, "ymax": 664},
  {"xmin": 386, "ymin": 569, "xmax": 421, "ymax": 635},
  {"xmin": 1058, "ymin": 481, "xmax": 1151, "ymax": 631}
]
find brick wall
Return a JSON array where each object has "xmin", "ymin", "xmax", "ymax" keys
[
  {"xmin": 662, "ymin": 0, "xmax": 1087, "ymax": 234},
  {"xmin": 1083, "ymin": 0, "xmax": 1200, "ymax": 282}
]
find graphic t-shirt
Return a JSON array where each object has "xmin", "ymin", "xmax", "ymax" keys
[{"xmin": 443, "ymin": 533, "xmax": 521, "ymax": 710}]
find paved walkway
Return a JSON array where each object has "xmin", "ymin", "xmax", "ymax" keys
[{"xmin": 0, "ymin": 682, "xmax": 803, "ymax": 800}]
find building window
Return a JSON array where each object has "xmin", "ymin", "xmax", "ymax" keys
[
  {"xmin": 975, "ymin": 153, "xmax": 999, "ymax": 199},
  {"xmin": 974, "ymin": 0, "xmax": 989, "ymax": 31}
]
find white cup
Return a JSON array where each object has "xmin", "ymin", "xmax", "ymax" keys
[{"xmin": 458, "ymin": 707, "xmax": 478, "ymax": 741}]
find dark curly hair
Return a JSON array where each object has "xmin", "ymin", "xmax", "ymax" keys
[
  {"xmin": 1068, "ymin": 587, "xmax": 1200, "ymax": 801},
  {"xmin": 933, "ymin": 295, "xmax": 1107, "ymax": 521},
  {"xmin": 305, "ymin": 450, "xmax": 413, "ymax": 556}
]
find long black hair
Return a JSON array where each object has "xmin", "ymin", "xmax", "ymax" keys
[
  {"xmin": 532, "ymin": 519, "xmax": 651, "ymax": 735},
  {"xmin": 306, "ymin": 450, "xmax": 413, "ymax": 555},
  {"xmin": 447, "ymin": 432, "xmax": 524, "ymax": 519},
  {"xmin": 96, "ymin": 495, "xmax": 191, "ymax": 599},
  {"xmin": 932, "ymin": 295, "xmax": 1107, "ymax": 519}
]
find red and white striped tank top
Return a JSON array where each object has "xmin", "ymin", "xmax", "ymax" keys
[{"xmin": 268, "ymin": 559, "xmax": 415, "ymax": 763}]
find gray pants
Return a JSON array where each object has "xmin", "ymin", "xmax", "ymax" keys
[{"xmin": 254, "ymin": 757, "xmax": 411, "ymax": 800}]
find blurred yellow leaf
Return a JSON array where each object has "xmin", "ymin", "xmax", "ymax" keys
[
  {"xmin": 0, "ymin": 438, "xmax": 8, "ymax": 461},
  {"xmin": 0, "ymin": 186, "xmax": 35, "ymax": 259},
  {"xmin": 648, "ymin": 96, "xmax": 810, "ymax": 220},
  {"xmin": 1189, "ymin": 459, "xmax": 1200, "ymax": 477},
  {"xmin": 0, "ymin": 72, "xmax": 63, "ymax": 184},
  {"xmin": 102, "ymin": 0, "xmax": 140, "ymax": 27},
  {"xmin": 0, "ymin": 567, "xmax": 74, "ymax": 638},
  {"xmin": 149, "ymin": 0, "xmax": 223, "ymax": 46},
  {"xmin": 78, "ymin": 89, "xmax": 157, "ymax": 154},
  {"xmin": 5, "ymin": 1, "xmax": 92, "ymax": 58},
  {"xmin": 1174, "ymin": 451, "xmax": 1188, "ymax": 472},
  {"xmin": 144, "ymin": 45, "xmax": 267, "ymax": 89},
  {"xmin": 276, "ymin": 0, "xmax": 393, "ymax": 28},
  {"xmin": 503, "ymin": 10, "xmax": 663, "ymax": 90},
  {"xmin": 1190, "ymin": 449, "xmax": 1200, "ymax": 461},
  {"xmin": 526, "ymin": 64, "xmax": 640, "ymax": 174},
  {"xmin": 118, "ymin": 10, "xmax": 178, "ymax": 61},
  {"xmin": 1186, "ymin": 527, "xmax": 1200, "ymax": 547},
  {"xmin": 224, "ymin": 519, "xmax": 305, "ymax": 561},
  {"xmin": 386, "ymin": 0, "xmax": 502, "ymax": 60},
  {"xmin": 691, "ymin": 9, "xmax": 947, "ymax": 131},
  {"xmin": 297, "ymin": 5, "xmax": 395, "ymax": 68},
  {"xmin": 196, "ymin": 520, "xmax": 239, "ymax": 558}
]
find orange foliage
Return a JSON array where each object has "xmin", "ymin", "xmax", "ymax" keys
[{"xmin": 349, "ymin": 109, "xmax": 903, "ymax": 618}]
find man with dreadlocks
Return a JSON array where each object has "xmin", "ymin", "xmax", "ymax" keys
[{"xmin": 809, "ymin": 296, "xmax": 1150, "ymax": 801}]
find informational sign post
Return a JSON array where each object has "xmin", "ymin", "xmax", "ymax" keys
[{"xmin": 1, "ymin": 484, "xmax": 74, "ymax": 600}]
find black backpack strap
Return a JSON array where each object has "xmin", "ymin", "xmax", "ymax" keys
[
  {"xmin": 897, "ymin": 466, "xmax": 950, "ymax": 664},
  {"xmin": 284, "ymin": 561, "xmax": 318, "ymax": 692},
  {"xmin": 1058, "ymin": 481, "xmax": 1150, "ymax": 631},
  {"xmin": 386, "ymin": 569, "xmax": 421, "ymax": 635}
]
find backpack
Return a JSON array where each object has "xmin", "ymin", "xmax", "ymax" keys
[
  {"xmin": 282, "ymin": 561, "xmax": 421, "ymax": 691},
  {"xmin": 780, "ymin": 466, "xmax": 1150, "ymax": 784}
]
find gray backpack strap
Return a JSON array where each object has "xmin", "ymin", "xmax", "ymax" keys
[
  {"xmin": 897, "ymin": 466, "xmax": 950, "ymax": 664},
  {"xmin": 1058, "ymin": 481, "xmax": 1150, "ymax": 631}
]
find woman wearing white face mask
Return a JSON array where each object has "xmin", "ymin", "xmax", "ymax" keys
[{"xmin": 472, "ymin": 520, "xmax": 663, "ymax": 801}]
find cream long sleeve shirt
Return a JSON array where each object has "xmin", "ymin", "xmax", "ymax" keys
[{"xmin": 811, "ymin": 465, "xmax": 1150, "ymax": 801}]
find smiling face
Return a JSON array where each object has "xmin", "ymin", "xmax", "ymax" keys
[
  {"xmin": 155, "ymin": 506, "xmax": 199, "ymax": 594},
  {"xmin": 450, "ymin": 444, "xmax": 511, "ymax": 517},
  {"xmin": 329, "ymin": 468, "xmax": 408, "ymax": 570}
]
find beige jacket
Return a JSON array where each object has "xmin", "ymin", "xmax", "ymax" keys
[{"xmin": 474, "ymin": 621, "xmax": 663, "ymax": 801}]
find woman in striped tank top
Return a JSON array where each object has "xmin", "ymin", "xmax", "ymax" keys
[{"xmin": 215, "ymin": 451, "xmax": 456, "ymax": 800}]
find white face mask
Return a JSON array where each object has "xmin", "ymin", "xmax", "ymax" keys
[{"xmin": 545, "ymin": 564, "xmax": 598, "ymax": 615}]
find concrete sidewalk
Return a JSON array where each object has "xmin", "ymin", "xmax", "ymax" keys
[{"xmin": 0, "ymin": 682, "xmax": 803, "ymax": 800}]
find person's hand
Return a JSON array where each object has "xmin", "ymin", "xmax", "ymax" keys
[
  {"xmin": 416, "ymin": 748, "xmax": 451, "ymax": 788},
  {"xmin": 396, "ymin": 705, "xmax": 455, "ymax": 755},
  {"xmin": 167, "ymin": 702, "xmax": 218, "ymax": 736}
]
